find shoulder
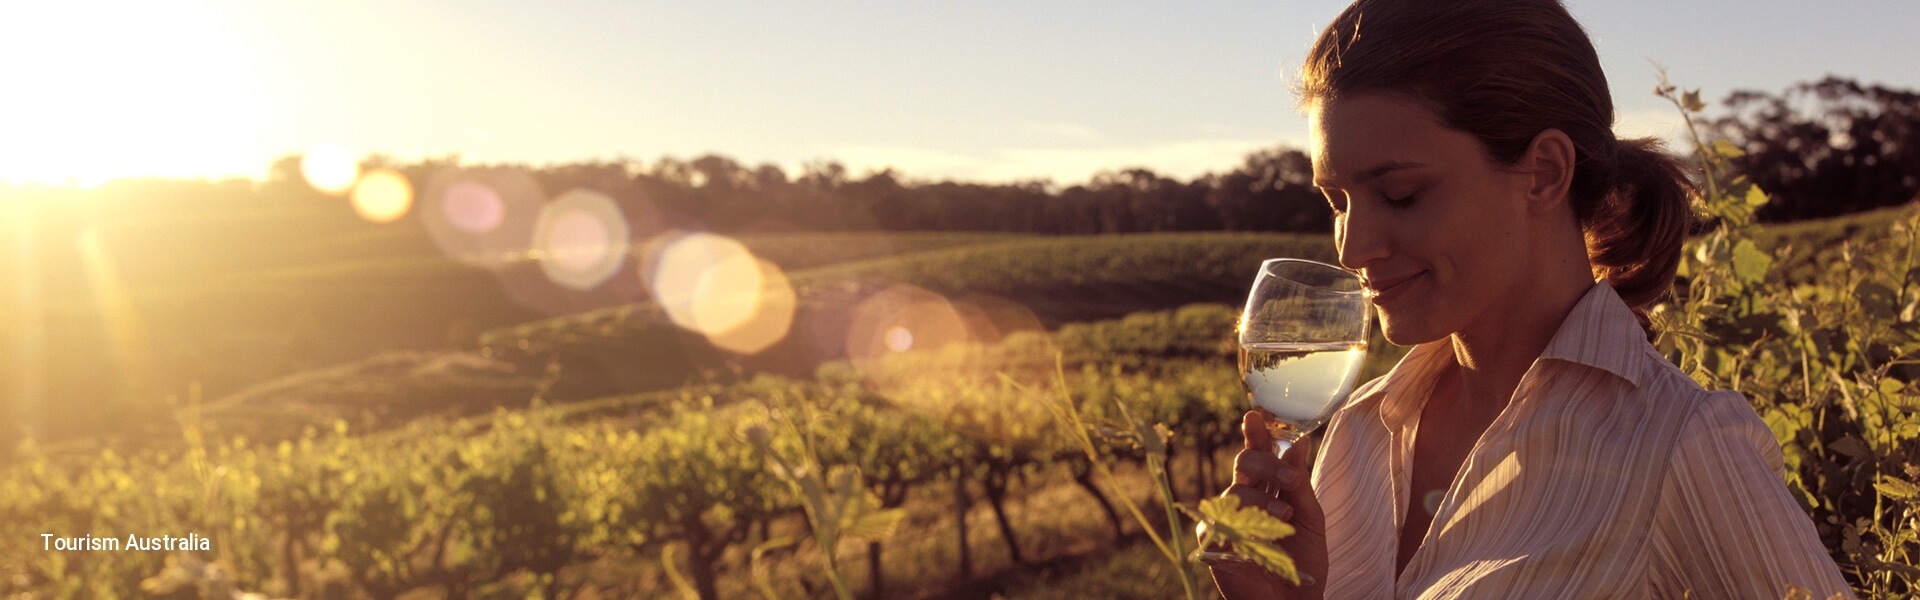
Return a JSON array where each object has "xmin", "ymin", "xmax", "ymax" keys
[{"xmin": 1627, "ymin": 351, "xmax": 1785, "ymax": 480}]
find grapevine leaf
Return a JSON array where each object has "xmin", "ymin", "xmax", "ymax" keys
[
  {"xmin": 1875, "ymin": 477, "xmax": 1920, "ymax": 501},
  {"xmin": 842, "ymin": 507, "xmax": 907, "ymax": 540},
  {"xmin": 1199, "ymin": 495, "xmax": 1296, "ymax": 541},
  {"xmin": 1196, "ymin": 496, "xmax": 1303, "ymax": 583},
  {"xmin": 1731, "ymin": 240, "xmax": 1772, "ymax": 285},
  {"xmin": 1231, "ymin": 538, "xmax": 1301, "ymax": 584},
  {"xmin": 1829, "ymin": 435, "xmax": 1871, "ymax": 460},
  {"xmin": 1682, "ymin": 89, "xmax": 1706, "ymax": 113},
  {"xmin": 1712, "ymin": 139, "xmax": 1746, "ymax": 158},
  {"xmin": 1858, "ymin": 282, "xmax": 1898, "ymax": 320},
  {"xmin": 1881, "ymin": 378, "xmax": 1906, "ymax": 396},
  {"xmin": 1744, "ymin": 185, "xmax": 1769, "ymax": 207}
]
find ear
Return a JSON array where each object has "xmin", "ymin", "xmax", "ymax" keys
[{"xmin": 1519, "ymin": 128, "xmax": 1576, "ymax": 214}]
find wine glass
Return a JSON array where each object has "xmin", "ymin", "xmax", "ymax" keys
[{"xmin": 1238, "ymin": 258, "xmax": 1370, "ymax": 458}]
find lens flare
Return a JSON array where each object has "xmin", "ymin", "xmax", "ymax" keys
[
  {"xmin": 420, "ymin": 167, "xmax": 546, "ymax": 270},
  {"xmin": 533, "ymin": 190, "xmax": 629, "ymax": 290},
  {"xmin": 350, "ymin": 169, "xmax": 413, "ymax": 223},
  {"xmin": 951, "ymin": 294, "xmax": 1046, "ymax": 344},
  {"xmin": 884, "ymin": 326, "xmax": 915, "ymax": 352},
  {"xmin": 845, "ymin": 284, "xmax": 972, "ymax": 366},
  {"xmin": 702, "ymin": 259, "xmax": 798, "ymax": 355},
  {"xmin": 548, "ymin": 210, "xmax": 611, "ymax": 272},
  {"xmin": 301, "ymin": 144, "xmax": 359, "ymax": 195},
  {"xmin": 443, "ymin": 180, "xmax": 504, "ymax": 233},
  {"xmin": 651, "ymin": 233, "xmax": 760, "ymax": 331}
]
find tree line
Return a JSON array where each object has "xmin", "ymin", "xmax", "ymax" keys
[{"xmin": 366, "ymin": 75, "xmax": 1911, "ymax": 233}]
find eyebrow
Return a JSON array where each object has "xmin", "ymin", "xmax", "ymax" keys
[{"xmin": 1314, "ymin": 160, "xmax": 1427, "ymax": 188}]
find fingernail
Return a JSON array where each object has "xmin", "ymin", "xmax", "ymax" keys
[
  {"xmin": 1277, "ymin": 469, "xmax": 1298, "ymax": 487},
  {"xmin": 1267, "ymin": 501, "xmax": 1293, "ymax": 520}
]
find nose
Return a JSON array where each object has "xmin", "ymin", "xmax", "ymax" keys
[{"xmin": 1335, "ymin": 202, "xmax": 1390, "ymax": 273}]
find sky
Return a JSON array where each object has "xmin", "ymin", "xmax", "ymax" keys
[{"xmin": 2, "ymin": 0, "xmax": 1916, "ymax": 187}]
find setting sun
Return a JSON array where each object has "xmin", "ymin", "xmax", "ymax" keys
[{"xmin": 0, "ymin": 1, "xmax": 258, "ymax": 185}]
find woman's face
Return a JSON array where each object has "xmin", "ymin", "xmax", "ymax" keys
[{"xmin": 1309, "ymin": 92, "xmax": 1538, "ymax": 346}]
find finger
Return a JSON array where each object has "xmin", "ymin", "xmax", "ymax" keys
[
  {"xmin": 1223, "ymin": 484, "xmax": 1294, "ymax": 521},
  {"xmin": 1240, "ymin": 410, "xmax": 1273, "ymax": 452},
  {"xmin": 1231, "ymin": 448, "xmax": 1297, "ymax": 489}
]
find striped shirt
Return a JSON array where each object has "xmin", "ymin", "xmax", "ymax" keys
[{"xmin": 1313, "ymin": 281, "xmax": 1856, "ymax": 599}]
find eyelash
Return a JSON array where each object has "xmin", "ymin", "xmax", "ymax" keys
[{"xmin": 1384, "ymin": 194, "xmax": 1417, "ymax": 208}]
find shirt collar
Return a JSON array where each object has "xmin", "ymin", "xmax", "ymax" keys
[
  {"xmin": 1534, "ymin": 280, "xmax": 1649, "ymax": 388},
  {"xmin": 1341, "ymin": 280, "xmax": 1649, "ymax": 430}
]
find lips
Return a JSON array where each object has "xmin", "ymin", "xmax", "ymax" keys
[{"xmin": 1363, "ymin": 271, "xmax": 1425, "ymax": 303}]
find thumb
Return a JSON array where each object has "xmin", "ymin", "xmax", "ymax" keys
[
  {"xmin": 1282, "ymin": 434, "xmax": 1317, "ymax": 481},
  {"xmin": 1241, "ymin": 410, "xmax": 1273, "ymax": 452}
]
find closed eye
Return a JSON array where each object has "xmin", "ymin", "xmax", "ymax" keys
[{"xmin": 1384, "ymin": 193, "xmax": 1417, "ymax": 209}]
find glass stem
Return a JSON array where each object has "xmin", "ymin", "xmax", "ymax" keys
[{"xmin": 1273, "ymin": 431, "xmax": 1307, "ymax": 460}]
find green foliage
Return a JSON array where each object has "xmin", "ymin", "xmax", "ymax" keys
[
  {"xmin": 745, "ymin": 390, "xmax": 909, "ymax": 600},
  {"xmin": 1660, "ymin": 76, "xmax": 1920, "ymax": 596},
  {"xmin": 1193, "ymin": 495, "xmax": 1299, "ymax": 584}
]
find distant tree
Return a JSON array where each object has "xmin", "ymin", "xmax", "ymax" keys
[
  {"xmin": 1207, "ymin": 148, "xmax": 1327, "ymax": 232},
  {"xmin": 1711, "ymin": 76, "xmax": 1920, "ymax": 221}
]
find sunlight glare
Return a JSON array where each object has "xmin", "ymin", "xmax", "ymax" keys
[
  {"xmin": 350, "ymin": 169, "xmax": 413, "ymax": 223},
  {"xmin": 0, "ymin": 1, "xmax": 258, "ymax": 185},
  {"xmin": 301, "ymin": 144, "xmax": 360, "ymax": 195},
  {"xmin": 76, "ymin": 227, "xmax": 153, "ymax": 390}
]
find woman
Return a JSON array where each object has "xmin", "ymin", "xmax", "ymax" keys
[{"xmin": 1208, "ymin": 0, "xmax": 1857, "ymax": 598}]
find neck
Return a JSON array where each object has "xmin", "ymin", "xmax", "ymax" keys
[{"xmin": 1446, "ymin": 247, "xmax": 1594, "ymax": 411}]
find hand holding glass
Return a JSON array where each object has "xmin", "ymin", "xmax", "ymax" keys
[{"xmin": 1239, "ymin": 258, "xmax": 1370, "ymax": 457}]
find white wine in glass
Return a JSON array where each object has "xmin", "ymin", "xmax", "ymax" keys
[{"xmin": 1239, "ymin": 258, "xmax": 1370, "ymax": 457}]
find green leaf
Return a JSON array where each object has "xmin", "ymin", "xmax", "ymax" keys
[
  {"xmin": 1743, "ymin": 185, "xmax": 1769, "ymax": 207},
  {"xmin": 842, "ymin": 507, "xmax": 907, "ymax": 540},
  {"xmin": 1233, "ymin": 538, "xmax": 1302, "ymax": 584},
  {"xmin": 1880, "ymin": 378, "xmax": 1906, "ymax": 396},
  {"xmin": 1829, "ymin": 435, "xmax": 1872, "ymax": 460},
  {"xmin": 1875, "ymin": 477, "xmax": 1920, "ymax": 501},
  {"xmin": 1730, "ymin": 240, "xmax": 1772, "ymax": 285},
  {"xmin": 1203, "ymin": 497, "xmax": 1295, "ymax": 541},
  {"xmin": 1712, "ymin": 139, "xmax": 1746, "ymax": 158},
  {"xmin": 1858, "ymin": 282, "xmax": 1898, "ymax": 320}
]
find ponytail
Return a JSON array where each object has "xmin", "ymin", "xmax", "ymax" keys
[
  {"xmin": 1299, "ymin": 0, "xmax": 1697, "ymax": 339},
  {"xmin": 1581, "ymin": 137, "xmax": 1697, "ymax": 339}
]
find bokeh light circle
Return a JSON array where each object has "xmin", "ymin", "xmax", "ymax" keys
[
  {"xmin": 547, "ymin": 210, "xmax": 612, "ymax": 272},
  {"xmin": 419, "ymin": 167, "xmax": 547, "ymax": 271},
  {"xmin": 442, "ymin": 180, "xmax": 504, "ymax": 233},
  {"xmin": 532, "ymin": 189, "xmax": 630, "ymax": 290},
  {"xmin": 703, "ymin": 259, "xmax": 798, "ymax": 355},
  {"xmin": 647, "ymin": 232, "xmax": 798, "ymax": 355},
  {"xmin": 350, "ymin": 169, "xmax": 413, "ymax": 223},
  {"xmin": 300, "ymin": 144, "xmax": 359, "ymax": 195},
  {"xmin": 652, "ymin": 233, "xmax": 752, "ymax": 328},
  {"xmin": 846, "ymin": 284, "xmax": 972, "ymax": 365},
  {"xmin": 884, "ymin": 326, "xmax": 914, "ymax": 352}
]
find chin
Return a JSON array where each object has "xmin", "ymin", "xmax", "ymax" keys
[{"xmin": 1377, "ymin": 313, "xmax": 1447, "ymax": 347}]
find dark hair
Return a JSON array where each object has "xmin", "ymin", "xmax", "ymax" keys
[{"xmin": 1299, "ymin": 0, "xmax": 1694, "ymax": 337}]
